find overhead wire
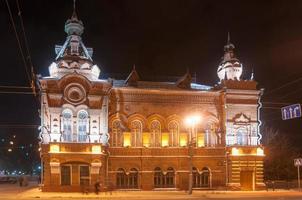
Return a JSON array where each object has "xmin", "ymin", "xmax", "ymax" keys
[{"xmin": 5, "ymin": 0, "xmax": 32, "ymax": 87}]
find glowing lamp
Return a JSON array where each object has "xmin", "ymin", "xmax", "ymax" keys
[
  {"xmin": 185, "ymin": 115, "xmax": 201, "ymax": 127},
  {"xmin": 50, "ymin": 144, "xmax": 60, "ymax": 153},
  {"xmin": 92, "ymin": 145, "xmax": 101, "ymax": 154},
  {"xmin": 231, "ymin": 147, "xmax": 240, "ymax": 156},
  {"xmin": 257, "ymin": 147, "xmax": 264, "ymax": 156}
]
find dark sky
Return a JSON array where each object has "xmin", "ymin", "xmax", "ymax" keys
[{"xmin": 1, "ymin": 0, "xmax": 302, "ymax": 167}]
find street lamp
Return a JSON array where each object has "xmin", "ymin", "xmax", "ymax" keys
[{"xmin": 185, "ymin": 115, "xmax": 201, "ymax": 195}]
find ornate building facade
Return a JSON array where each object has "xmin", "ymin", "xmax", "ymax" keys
[{"xmin": 39, "ymin": 8, "xmax": 265, "ymax": 192}]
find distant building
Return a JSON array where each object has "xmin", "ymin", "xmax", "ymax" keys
[{"xmin": 38, "ymin": 7, "xmax": 264, "ymax": 192}]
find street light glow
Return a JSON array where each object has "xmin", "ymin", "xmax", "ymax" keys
[{"xmin": 185, "ymin": 115, "xmax": 201, "ymax": 127}]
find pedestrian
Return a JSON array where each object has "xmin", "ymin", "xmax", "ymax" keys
[
  {"xmin": 18, "ymin": 176, "xmax": 23, "ymax": 187},
  {"xmin": 94, "ymin": 180, "xmax": 100, "ymax": 195}
]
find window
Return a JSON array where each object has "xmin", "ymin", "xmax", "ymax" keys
[
  {"xmin": 62, "ymin": 109, "xmax": 73, "ymax": 142},
  {"xmin": 150, "ymin": 120, "xmax": 161, "ymax": 147},
  {"xmin": 111, "ymin": 120, "xmax": 122, "ymax": 147},
  {"xmin": 116, "ymin": 168, "xmax": 126, "ymax": 189},
  {"xmin": 78, "ymin": 110, "xmax": 88, "ymax": 142},
  {"xmin": 61, "ymin": 165, "xmax": 71, "ymax": 185},
  {"xmin": 154, "ymin": 167, "xmax": 175, "ymax": 188},
  {"xmin": 193, "ymin": 167, "xmax": 210, "ymax": 188},
  {"xmin": 166, "ymin": 167, "xmax": 175, "ymax": 187},
  {"xmin": 80, "ymin": 165, "xmax": 90, "ymax": 186},
  {"xmin": 131, "ymin": 120, "xmax": 142, "ymax": 147},
  {"xmin": 154, "ymin": 167, "xmax": 164, "ymax": 188},
  {"xmin": 236, "ymin": 128, "xmax": 248, "ymax": 146},
  {"xmin": 129, "ymin": 168, "xmax": 138, "ymax": 188},
  {"xmin": 168, "ymin": 121, "xmax": 179, "ymax": 147},
  {"xmin": 116, "ymin": 168, "xmax": 138, "ymax": 189}
]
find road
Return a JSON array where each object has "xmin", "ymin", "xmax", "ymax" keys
[{"xmin": 0, "ymin": 183, "xmax": 302, "ymax": 200}]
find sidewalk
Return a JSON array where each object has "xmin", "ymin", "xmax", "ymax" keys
[{"xmin": 18, "ymin": 187, "xmax": 302, "ymax": 199}]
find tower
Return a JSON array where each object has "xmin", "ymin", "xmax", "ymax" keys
[
  {"xmin": 217, "ymin": 33, "xmax": 243, "ymax": 82},
  {"xmin": 38, "ymin": 2, "xmax": 111, "ymax": 191}
]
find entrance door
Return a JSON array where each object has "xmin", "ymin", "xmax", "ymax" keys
[{"xmin": 240, "ymin": 170, "xmax": 254, "ymax": 190}]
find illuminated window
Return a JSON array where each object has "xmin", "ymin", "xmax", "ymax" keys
[
  {"xmin": 78, "ymin": 110, "xmax": 88, "ymax": 142},
  {"xmin": 168, "ymin": 121, "xmax": 179, "ymax": 147},
  {"xmin": 62, "ymin": 109, "xmax": 73, "ymax": 142},
  {"xmin": 197, "ymin": 133, "xmax": 205, "ymax": 147},
  {"xmin": 143, "ymin": 132, "xmax": 151, "ymax": 147},
  {"xmin": 91, "ymin": 145, "xmax": 101, "ymax": 154},
  {"xmin": 131, "ymin": 120, "xmax": 142, "ymax": 147},
  {"xmin": 111, "ymin": 120, "xmax": 122, "ymax": 147},
  {"xmin": 123, "ymin": 132, "xmax": 131, "ymax": 147},
  {"xmin": 236, "ymin": 128, "xmax": 248, "ymax": 146},
  {"xmin": 50, "ymin": 144, "xmax": 60, "ymax": 153},
  {"xmin": 179, "ymin": 133, "xmax": 188, "ymax": 147},
  {"xmin": 150, "ymin": 120, "xmax": 161, "ymax": 147},
  {"xmin": 161, "ymin": 133, "xmax": 169, "ymax": 147}
]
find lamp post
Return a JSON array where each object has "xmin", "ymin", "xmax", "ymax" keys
[{"xmin": 185, "ymin": 115, "xmax": 201, "ymax": 195}]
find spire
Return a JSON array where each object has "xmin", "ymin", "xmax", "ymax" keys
[
  {"xmin": 71, "ymin": 0, "xmax": 78, "ymax": 20},
  {"xmin": 65, "ymin": 0, "xmax": 84, "ymax": 36},
  {"xmin": 224, "ymin": 32, "xmax": 235, "ymax": 52}
]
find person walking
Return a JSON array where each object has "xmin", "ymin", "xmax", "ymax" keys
[{"xmin": 94, "ymin": 180, "xmax": 101, "ymax": 195}]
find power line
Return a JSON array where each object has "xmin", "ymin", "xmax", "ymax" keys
[
  {"xmin": 264, "ymin": 76, "xmax": 302, "ymax": 96},
  {"xmin": 16, "ymin": 0, "xmax": 37, "ymax": 97},
  {"xmin": 5, "ymin": 0, "xmax": 32, "ymax": 87}
]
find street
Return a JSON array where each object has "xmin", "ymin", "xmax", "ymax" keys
[{"xmin": 1, "ymin": 183, "xmax": 302, "ymax": 200}]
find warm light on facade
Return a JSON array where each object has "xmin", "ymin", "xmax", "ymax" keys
[
  {"xmin": 161, "ymin": 133, "xmax": 169, "ymax": 147},
  {"xmin": 257, "ymin": 147, "xmax": 264, "ymax": 156},
  {"xmin": 143, "ymin": 132, "xmax": 150, "ymax": 147},
  {"xmin": 91, "ymin": 145, "xmax": 101, "ymax": 154},
  {"xmin": 231, "ymin": 147, "xmax": 240, "ymax": 156},
  {"xmin": 123, "ymin": 132, "xmax": 131, "ymax": 147},
  {"xmin": 197, "ymin": 133, "xmax": 205, "ymax": 147},
  {"xmin": 180, "ymin": 133, "xmax": 188, "ymax": 147},
  {"xmin": 50, "ymin": 144, "xmax": 60, "ymax": 153}
]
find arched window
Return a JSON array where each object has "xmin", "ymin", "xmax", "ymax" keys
[
  {"xmin": 236, "ymin": 128, "xmax": 248, "ymax": 145},
  {"xmin": 200, "ymin": 167, "xmax": 210, "ymax": 187},
  {"xmin": 62, "ymin": 109, "xmax": 73, "ymax": 142},
  {"xmin": 168, "ymin": 121, "xmax": 179, "ymax": 147},
  {"xmin": 166, "ymin": 167, "xmax": 175, "ymax": 188},
  {"xmin": 154, "ymin": 167, "xmax": 163, "ymax": 188},
  {"xmin": 153, "ymin": 167, "xmax": 175, "ymax": 188},
  {"xmin": 131, "ymin": 120, "xmax": 142, "ymax": 147},
  {"xmin": 111, "ymin": 120, "xmax": 122, "ymax": 147},
  {"xmin": 78, "ymin": 110, "xmax": 88, "ymax": 142},
  {"xmin": 129, "ymin": 168, "xmax": 138, "ymax": 188},
  {"xmin": 116, "ymin": 168, "xmax": 126, "ymax": 189},
  {"xmin": 192, "ymin": 167, "xmax": 210, "ymax": 188},
  {"xmin": 150, "ymin": 120, "xmax": 161, "ymax": 147},
  {"xmin": 116, "ymin": 168, "xmax": 139, "ymax": 189}
]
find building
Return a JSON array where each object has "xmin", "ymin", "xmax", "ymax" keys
[{"xmin": 38, "ymin": 7, "xmax": 265, "ymax": 192}]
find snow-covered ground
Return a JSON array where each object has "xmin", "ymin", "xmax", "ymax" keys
[{"xmin": 1, "ymin": 183, "xmax": 302, "ymax": 200}]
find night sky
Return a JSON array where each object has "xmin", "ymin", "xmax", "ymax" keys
[{"xmin": 1, "ymin": 0, "xmax": 302, "ymax": 170}]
